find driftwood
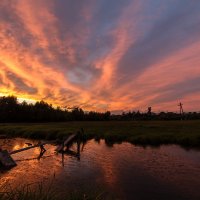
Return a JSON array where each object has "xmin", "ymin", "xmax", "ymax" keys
[
  {"xmin": 55, "ymin": 133, "xmax": 77, "ymax": 152},
  {"xmin": 0, "ymin": 141, "xmax": 51, "ymax": 169},
  {"xmin": 0, "ymin": 131, "xmax": 82, "ymax": 170},
  {"xmin": 10, "ymin": 142, "xmax": 49, "ymax": 155}
]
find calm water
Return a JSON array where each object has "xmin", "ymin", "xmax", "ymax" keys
[{"xmin": 1, "ymin": 138, "xmax": 200, "ymax": 200}]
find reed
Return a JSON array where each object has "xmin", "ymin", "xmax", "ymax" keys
[{"xmin": 0, "ymin": 181, "xmax": 106, "ymax": 200}]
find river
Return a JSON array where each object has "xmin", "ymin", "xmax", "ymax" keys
[{"xmin": 0, "ymin": 138, "xmax": 200, "ymax": 199}]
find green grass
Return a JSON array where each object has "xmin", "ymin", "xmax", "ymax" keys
[{"xmin": 0, "ymin": 121, "xmax": 200, "ymax": 147}]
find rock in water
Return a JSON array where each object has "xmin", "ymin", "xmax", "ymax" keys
[{"xmin": 0, "ymin": 150, "xmax": 17, "ymax": 169}]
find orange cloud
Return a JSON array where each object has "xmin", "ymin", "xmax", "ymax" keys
[{"xmin": 0, "ymin": 1, "xmax": 200, "ymax": 112}]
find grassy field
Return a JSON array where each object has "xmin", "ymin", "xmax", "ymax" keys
[{"xmin": 0, "ymin": 120, "xmax": 200, "ymax": 147}]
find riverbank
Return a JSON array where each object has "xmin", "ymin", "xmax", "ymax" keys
[{"xmin": 0, "ymin": 121, "xmax": 200, "ymax": 147}]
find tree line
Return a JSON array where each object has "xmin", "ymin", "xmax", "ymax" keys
[
  {"xmin": 113, "ymin": 111, "xmax": 200, "ymax": 120},
  {"xmin": 0, "ymin": 96, "xmax": 199, "ymax": 122},
  {"xmin": 0, "ymin": 96, "xmax": 110, "ymax": 122}
]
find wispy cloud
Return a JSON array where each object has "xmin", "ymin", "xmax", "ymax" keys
[{"xmin": 0, "ymin": 0, "xmax": 200, "ymax": 111}]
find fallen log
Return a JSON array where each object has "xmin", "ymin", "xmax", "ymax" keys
[
  {"xmin": 10, "ymin": 141, "xmax": 52, "ymax": 155},
  {"xmin": 0, "ymin": 140, "xmax": 55, "ymax": 169},
  {"xmin": 55, "ymin": 133, "xmax": 77, "ymax": 152}
]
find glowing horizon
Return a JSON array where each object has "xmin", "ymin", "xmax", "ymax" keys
[{"xmin": 0, "ymin": 0, "xmax": 200, "ymax": 112}]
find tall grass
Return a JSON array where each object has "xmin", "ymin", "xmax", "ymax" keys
[
  {"xmin": 0, "ymin": 181, "xmax": 106, "ymax": 200},
  {"xmin": 0, "ymin": 182, "xmax": 57, "ymax": 200}
]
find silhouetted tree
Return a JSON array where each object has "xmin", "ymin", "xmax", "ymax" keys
[{"xmin": 0, "ymin": 96, "xmax": 199, "ymax": 122}]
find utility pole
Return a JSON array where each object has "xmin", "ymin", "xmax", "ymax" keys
[{"xmin": 178, "ymin": 102, "xmax": 184, "ymax": 120}]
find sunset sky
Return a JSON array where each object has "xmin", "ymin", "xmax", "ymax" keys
[{"xmin": 0, "ymin": 0, "xmax": 200, "ymax": 112}]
